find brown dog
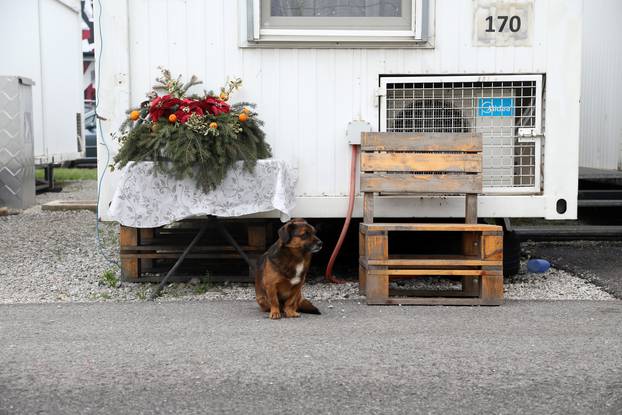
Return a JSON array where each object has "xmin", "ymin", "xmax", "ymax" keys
[{"xmin": 255, "ymin": 218, "xmax": 322, "ymax": 319}]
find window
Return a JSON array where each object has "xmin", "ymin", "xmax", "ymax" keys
[{"xmin": 246, "ymin": 0, "xmax": 431, "ymax": 45}]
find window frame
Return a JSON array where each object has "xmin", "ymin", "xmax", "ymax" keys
[{"xmin": 245, "ymin": 0, "xmax": 431, "ymax": 45}]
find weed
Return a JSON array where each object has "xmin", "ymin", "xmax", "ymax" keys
[
  {"xmin": 194, "ymin": 282, "xmax": 210, "ymax": 295},
  {"xmin": 195, "ymin": 271, "xmax": 216, "ymax": 294},
  {"xmin": 100, "ymin": 269, "xmax": 119, "ymax": 288},
  {"xmin": 136, "ymin": 288, "xmax": 147, "ymax": 300},
  {"xmin": 90, "ymin": 292, "xmax": 112, "ymax": 300}
]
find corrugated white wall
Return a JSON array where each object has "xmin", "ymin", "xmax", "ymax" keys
[
  {"xmin": 97, "ymin": 0, "xmax": 583, "ymax": 220},
  {"xmin": 125, "ymin": 0, "xmax": 554, "ymax": 198},
  {"xmin": 0, "ymin": 0, "xmax": 83, "ymax": 163},
  {"xmin": 579, "ymin": 0, "xmax": 622, "ymax": 170}
]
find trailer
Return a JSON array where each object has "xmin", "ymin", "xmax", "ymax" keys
[
  {"xmin": 0, "ymin": 0, "xmax": 85, "ymax": 166},
  {"xmin": 96, "ymin": 0, "xmax": 582, "ymax": 222},
  {"xmin": 579, "ymin": 0, "xmax": 622, "ymax": 171}
]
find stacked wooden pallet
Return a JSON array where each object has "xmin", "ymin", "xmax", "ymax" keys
[
  {"xmin": 119, "ymin": 219, "xmax": 272, "ymax": 283},
  {"xmin": 358, "ymin": 132, "xmax": 504, "ymax": 305},
  {"xmin": 359, "ymin": 223, "xmax": 503, "ymax": 305}
]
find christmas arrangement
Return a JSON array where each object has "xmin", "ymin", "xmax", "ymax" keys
[{"xmin": 113, "ymin": 68, "xmax": 271, "ymax": 192}]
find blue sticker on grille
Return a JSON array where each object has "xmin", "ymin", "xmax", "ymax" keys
[{"xmin": 478, "ymin": 98, "xmax": 514, "ymax": 117}]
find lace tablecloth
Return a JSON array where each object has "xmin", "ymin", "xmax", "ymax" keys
[{"xmin": 109, "ymin": 159, "xmax": 297, "ymax": 228}]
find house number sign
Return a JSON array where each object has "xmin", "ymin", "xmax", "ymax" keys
[{"xmin": 473, "ymin": 0, "xmax": 533, "ymax": 47}]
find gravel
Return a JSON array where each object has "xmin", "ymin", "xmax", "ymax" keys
[
  {"xmin": 35, "ymin": 180, "xmax": 98, "ymax": 205},
  {"xmin": 0, "ymin": 180, "xmax": 616, "ymax": 304},
  {"xmin": 0, "ymin": 207, "xmax": 120, "ymax": 304},
  {"xmin": 525, "ymin": 240, "xmax": 622, "ymax": 299},
  {"xmin": 504, "ymin": 261, "xmax": 614, "ymax": 300}
]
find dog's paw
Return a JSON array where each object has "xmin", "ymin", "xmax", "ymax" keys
[
  {"xmin": 284, "ymin": 310, "xmax": 300, "ymax": 318},
  {"xmin": 269, "ymin": 310, "xmax": 281, "ymax": 320}
]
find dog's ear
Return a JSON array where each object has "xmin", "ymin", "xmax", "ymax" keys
[{"xmin": 278, "ymin": 222, "xmax": 294, "ymax": 244}]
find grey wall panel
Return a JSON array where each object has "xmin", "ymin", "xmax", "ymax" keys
[{"xmin": 0, "ymin": 76, "xmax": 35, "ymax": 209}]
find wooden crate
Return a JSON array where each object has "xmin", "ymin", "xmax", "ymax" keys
[{"xmin": 119, "ymin": 219, "xmax": 272, "ymax": 283}]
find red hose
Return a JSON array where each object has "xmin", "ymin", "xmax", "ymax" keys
[{"xmin": 325, "ymin": 144, "xmax": 359, "ymax": 284}]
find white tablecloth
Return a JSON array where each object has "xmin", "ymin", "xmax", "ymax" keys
[{"xmin": 109, "ymin": 159, "xmax": 297, "ymax": 228}]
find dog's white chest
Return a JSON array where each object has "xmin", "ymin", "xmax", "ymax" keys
[{"xmin": 290, "ymin": 262, "xmax": 304, "ymax": 285}]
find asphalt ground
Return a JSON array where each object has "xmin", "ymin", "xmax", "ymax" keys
[
  {"xmin": 531, "ymin": 242, "xmax": 622, "ymax": 299},
  {"xmin": 1, "ymin": 300, "xmax": 621, "ymax": 415}
]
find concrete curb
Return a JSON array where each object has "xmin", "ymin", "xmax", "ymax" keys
[{"xmin": 41, "ymin": 200, "xmax": 97, "ymax": 212}]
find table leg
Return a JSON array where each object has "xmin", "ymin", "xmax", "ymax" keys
[
  {"xmin": 149, "ymin": 224, "xmax": 208, "ymax": 299},
  {"xmin": 216, "ymin": 221, "xmax": 253, "ymax": 268}
]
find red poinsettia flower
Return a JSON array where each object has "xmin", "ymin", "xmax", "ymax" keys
[
  {"xmin": 201, "ymin": 96, "xmax": 230, "ymax": 116},
  {"xmin": 175, "ymin": 99, "xmax": 205, "ymax": 124},
  {"xmin": 149, "ymin": 94, "xmax": 182, "ymax": 122}
]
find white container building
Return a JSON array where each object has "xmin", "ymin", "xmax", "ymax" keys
[
  {"xmin": 96, "ymin": 0, "xmax": 583, "ymax": 221},
  {"xmin": 578, "ymin": 0, "xmax": 622, "ymax": 171},
  {"xmin": 0, "ymin": 0, "xmax": 84, "ymax": 165}
]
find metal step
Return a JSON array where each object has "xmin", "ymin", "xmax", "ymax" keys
[
  {"xmin": 578, "ymin": 189, "xmax": 622, "ymax": 200},
  {"xmin": 514, "ymin": 225, "xmax": 622, "ymax": 241},
  {"xmin": 579, "ymin": 167, "xmax": 622, "ymax": 180},
  {"xmin": 578, "ymin": 199, "xmax": 622, "ymax": 207}
]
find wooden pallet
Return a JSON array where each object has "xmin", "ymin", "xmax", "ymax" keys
[
  {"xmin": 359, "ymin": 224, "xmax": 504, "ymax": 305},
  {"xmin": 358, "ymin": 132, "xmax": 504, "ymax": 305},
  {"xmin": 119, "ymin": 219, "xmax": 272, "ymax": 282}
]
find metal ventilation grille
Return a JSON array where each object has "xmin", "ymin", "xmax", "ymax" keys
[{"xmin": 384, "ymin": 79, "xmax": 541, "ymax": 191}]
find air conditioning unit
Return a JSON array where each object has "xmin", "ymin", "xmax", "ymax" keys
[{"xmin": 380, "ymin": 75, "xmax": 544, "ymax": 193}]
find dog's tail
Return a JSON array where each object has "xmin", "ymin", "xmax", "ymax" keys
[{"xmin": 298, "ymin": 298, "xmax": 321, "ymax": 315}]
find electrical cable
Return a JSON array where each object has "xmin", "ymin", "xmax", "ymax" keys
[{"xmin": 94, "ymin": 0, "xmax": 121, "ymax": 271}]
